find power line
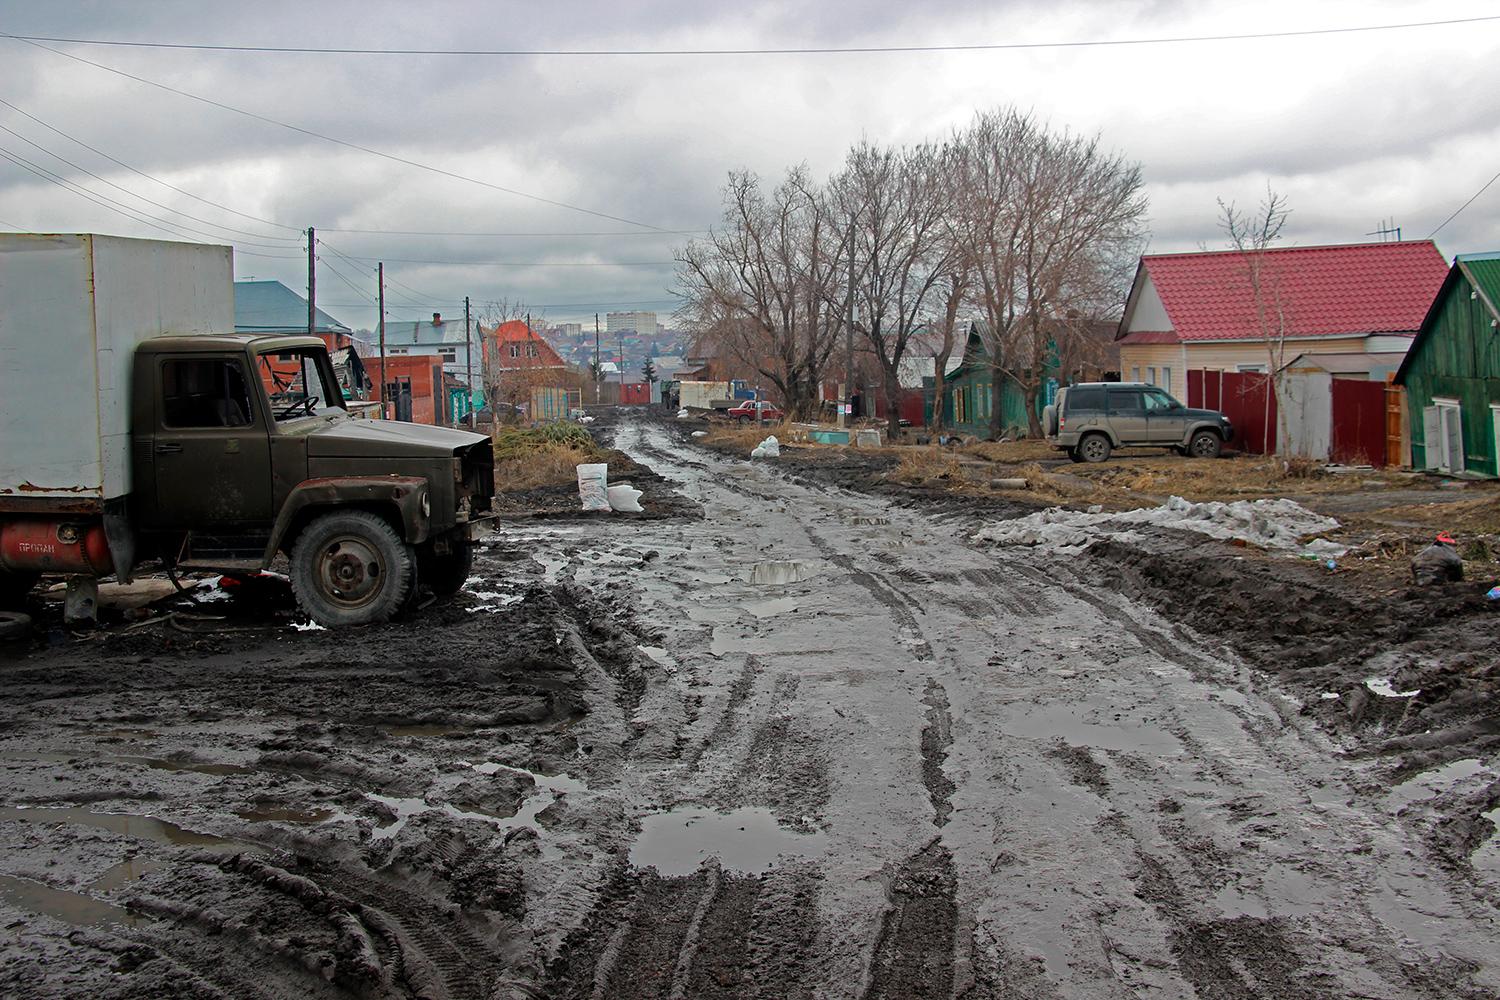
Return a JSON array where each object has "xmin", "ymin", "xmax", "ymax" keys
[
  {"xmin": 318, "ymin": 254, "xmax": 378, "ymax": 304},
  {"xmin": 0, "ymin": 142, "xmax": 242, "ymax": 245},
  {"xmin": 310, "ymin": 250, "xmax": 675, "ymax": 268},
  {"xmin": 1429, "ymin": 167, "xmax": 1500, "ymax": 238},
  {"xmin": 0, "ymin": 96, "xmax": 306, "ymax": 234},
  {"xmin": 2, "ymin": 16, "xmax": 1493, "ymax": 56},
  {"xmin": 318, "ymin": 226, "xmax": 704, "ymax": 237},
  {"xmin": 4, "ymin": 34, "xmax": 682, "ymax": 233},
  {"xmin": 0, "ymin": 120, "xmax": 302, "ymax": 247}
]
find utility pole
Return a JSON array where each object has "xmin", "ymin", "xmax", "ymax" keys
[
  {"xmin": 843, "ymin": 211, "xmax": 855, "ymax": 429},
  {"xmin": 594, "ymin": 313, "xmax": 601, "ymax": 404},
  {"xmin": 306, "ymin": 226, "xmax": 316, "ymax": 337},
  {"xmin": 464, "ymin": 295, "xmax": 473, "ymax": 427},
  {"xmin": 377, "ymin": 262, "xmax": 387, "ymax": 418}
]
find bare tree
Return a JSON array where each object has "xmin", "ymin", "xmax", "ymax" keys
[
  {"xmin": 954, "ymin": 109, "xmax": 1148, "ymax": 436},
  {"xmin": 926, "ymin": 268, "xmax": 970, "ymax": 434},
  {"xmin": 676, "ymin": 167, "xmax": 843, "ymax": 417},
  {"xmin": 828, "ymin": 139, "xmax": 959, "ymax": 440},
  {"xmin": 477, "ymin": 298, "xmax": 547, "ymax": 423},
  {"xmin": 1218, "ymin": 186, "xmax": 1291, "ymax": 455}
]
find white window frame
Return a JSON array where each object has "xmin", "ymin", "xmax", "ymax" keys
[
  {"xmin": 1237, "ymin": 364, "xmax": 1266, "ymax": 373},
  {"xmin": 1147, "ymin": 366, "xmax": 1157, "ymax": 386},
  {"xmin": 1162, "ymin": 367, "xmax": 1172, "ymax": 394},
  {"xmin": 1130, "ymin": 366, "xmax": 1140, "ymax": 382}
]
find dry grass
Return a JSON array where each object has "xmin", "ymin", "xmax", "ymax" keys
[
  {"xmin": 1061, "ymin": 454, "xmax": 1436, "ymax": 504},
  {"xmin": 889, "ymin": 449, "xmax": 966, "ymax": 486},
  {"xmin": 491, "ymin": 426, "xmax": 612, "ymax": 491},
  {"xmin": 960, "ymin": 438, "xmax": 1057, "ymax": 463}
]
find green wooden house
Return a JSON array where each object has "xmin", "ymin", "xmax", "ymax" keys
[
  {"xmin": 939, "ymin": 322, "xmax": 1034, "ymax": 438},
  {"xmin": 1396, "ymin": 252, "xmax": 1500, "ymax": 477}
]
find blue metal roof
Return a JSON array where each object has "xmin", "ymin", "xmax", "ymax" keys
[{"xmin": 234, "ymin": 280, "xmax": 351, "ymax": 334}]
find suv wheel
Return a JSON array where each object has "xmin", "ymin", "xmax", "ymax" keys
[
  {"xmin": 1067, "ymin": 448, "xmax": 1085, "ymax": 463},
  {"xmin": 1187, "ymin": 430, "xmax": 1223, "ymax": 459},
  {"xmin": 1078, "ymin": 433, "xmax": 1112, "ymax": 463},
  {"xmin": 290, "ymin": 510, "xmax": 414, "ymax": 627}
]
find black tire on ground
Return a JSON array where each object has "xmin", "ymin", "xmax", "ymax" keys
[
  {"xmin": 289, "ymin": 510, "xmax": 414, "ymax": 627},
  {"xmin": 1067, "ymin": 448, "xmax": 1085, "ymax": 463},
  {"xmin": 0, "ymin": 571, "xmax": 39, "ymax": 610},
  {"xmin": 0, "ymin": 610, "xmax": 31, "ymax": 641},
  {"xmin": 737, "ymin": 415, "xmax": 751, "ymax": 423},
  {"xmin": 419, "ymin": 539, "xmax": 473, "ymax": 596},
  {"xmin": 1187, "ymin": 430, "xmax": 1223, "ymax": 459},
  {"xmin": 1078, "ymin": 433, "xmax": 1112, "ymax": 463}
]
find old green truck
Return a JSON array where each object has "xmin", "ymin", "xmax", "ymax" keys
[{"xmin": 0, "ymin": 234, "xmax": 493, "ymax": 627}]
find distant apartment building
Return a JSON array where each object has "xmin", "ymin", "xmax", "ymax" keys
[
  {"xmin": 606, "ymin": 310, "xmax": 657, "ymax": 337},
  {"xmin": 555, "ymin": 322, "xmax": 583, "ymax": 338}
]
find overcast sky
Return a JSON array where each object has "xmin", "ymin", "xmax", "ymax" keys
[{"xmin": 1, "ymin": 1, "xmax": 1496, "ymax": 331}]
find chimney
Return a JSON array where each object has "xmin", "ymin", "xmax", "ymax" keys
[{"xmin": 432, "ymin": 312, "xmax": 442, "ymax": 326}]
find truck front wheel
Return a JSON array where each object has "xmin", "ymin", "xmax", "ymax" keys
[
  {"xmin": 290, "ymin": 511, "xmax": 414, "ymax": 627},
  {"xmin": 418, "ymin": 538, "xmax": 473, "ymax": 596}
]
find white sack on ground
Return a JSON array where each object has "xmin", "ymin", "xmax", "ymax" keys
[
  {"xmin": 750, "ymin": 435, "xmax": 781, "ymax": 459},
  {"xmin": 607, "ymin": 483, "xmax": 644, "ymax": 513},
  {"xmin": 677, "ymin": 408, "xmax": 690, "ymax": 418},
  {"xmin": 577, "ymin": 462, "xmax": 611, "ymax": 512},
  {"xmin": 975, "ymin": 495, "xmax": 1343, "ymax": 555}
]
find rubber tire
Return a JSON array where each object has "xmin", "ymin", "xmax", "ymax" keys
[
  {"xmin": 1188, "ymin": 430, "xmax": 1223, "ymax": 459},
  {"xmin": 290, "ymin": 510, "xmax": 414, "ymax": 627},
  {"xmin": 0, "ymin": 611, "xmax": 31, "ymax": 641},
  {"xmin": 1067, "ymin": 448, "xmax": 1085, "ymax": 463},
  {"xmin": 0, "ymin": 571, "xmax": 39, "ymax": 611},
  {"xmin": 737, "ymin": 415, "xmax": 751, "ymax": 423},
  {"xmin": 419, "ymin": 540, "xmax": 473, "ymax": 596},
  {"xmin": 1078, "ymin": 433, "xmax": 1112, "ymax": 463}
]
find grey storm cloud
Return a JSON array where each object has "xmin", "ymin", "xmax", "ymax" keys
[{"xmin": 2, "ymin": 0, "xmax": 1498, "ymax": 329}]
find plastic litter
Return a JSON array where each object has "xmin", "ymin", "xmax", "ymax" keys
[
  {"xmin": 1486, "ymin": 586, "xmax": 1500, "ymax": 602},
  {"xmin": 1410, "ymin": 535, "xmax": 1463, "ymax": 585},
  {"xmin": 750, "ymin": 435, "xmax": 781, "ymax": 459},
  {"xmin": 1324, "ymin": 559, "xmax": 1338, "ymax": 572},
  {"xmin": 576, "ymin": 463, "xmax": 611, "ymax": 512},
  {"xmin": 676, "ymin": 408, "xmax": 689, "ymax": 418},
  {"xmin": 691, "ymin": 430, "xmax": 707, "ymax": 438},
  {"xmin": 607, "ymin": 483, "xmax": 644, "ymax": 513}
]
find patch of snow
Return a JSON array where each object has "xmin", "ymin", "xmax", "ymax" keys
[
  {"xmin": 290, "ymin": 620, "xmax": 327, "ymax": 632},
  {"xmin": 1320, "ymin": 691, "xmax": 1341, "ymax": 700},
  {"xmin": 975, "ymin": 495, "xmax": 1342, "ymax": 556},
  {"xmin": 1364, "ymin": 677, "xmax": 1420, "ymax": 699}
]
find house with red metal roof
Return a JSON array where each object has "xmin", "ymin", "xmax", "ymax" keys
[
  {"xmin": 1115, "ymin": 241, "xmax": 1450, "ymax": 395},
  {"xmin": 481, "ymin": 320, "xmax": 584, "ymax": 421}
]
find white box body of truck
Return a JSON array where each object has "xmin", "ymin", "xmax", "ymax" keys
[
  {"xmin": 678, "ymin": 380, "xmax": 730, "ymax": 411},
  {"xmin": 0, "ymin": 234, "xmax": 234, "ymax": 507}
]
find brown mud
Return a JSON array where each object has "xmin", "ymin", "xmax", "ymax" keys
[{"xmin": 1, "ymin": 411, "xmax": 1497, "ymax": 999}]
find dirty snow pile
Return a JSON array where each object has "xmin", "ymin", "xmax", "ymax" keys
[{"xmin": 974, "ymin": 495, "xmax": 1344, "ymax": 556}]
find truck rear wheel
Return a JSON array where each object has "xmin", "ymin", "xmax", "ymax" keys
[
  {"xmin": 419, "ymin": 539, "xmax": 473, "ymax": 596},
  {"xmin": 0, "ymin": 571, "xmax": 39, "ymax": 610},
  {"xmin": 1078, "ymin": 433, "xmax": 1112, "ymax": 463},
  {"xmin": 290, "ymin": 511, "xmax": 413, "ymax": 627}
]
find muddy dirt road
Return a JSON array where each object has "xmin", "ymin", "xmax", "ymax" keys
[{"xmin": 2, "ymin": 416, "xmax": 1498, "ymax": 999}]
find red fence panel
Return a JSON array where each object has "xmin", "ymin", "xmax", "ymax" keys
[
  {"xmin": 1188, "ymin": 370, "xmax": 1276, "ymax": 454},
  {"xmin": 1330, "ymin": 378, "xmax": 1388, "ymax": 467}
]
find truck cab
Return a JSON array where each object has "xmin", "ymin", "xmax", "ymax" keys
[{"xmin": 125, "ymin": 334, "xmax": 493, "ymax": 624}]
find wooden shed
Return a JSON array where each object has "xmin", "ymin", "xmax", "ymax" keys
[
  {"xmin": 941, "ymin": 323, "xmax": 1032, "ymax": 439},
  {"xmin": 1395, "ymin": 252, "xmax": 1500, "ymax": 477}
]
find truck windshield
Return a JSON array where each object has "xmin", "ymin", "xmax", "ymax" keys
[{"xmin": 257, "ymin": 348, "xmax": 345, "ymax": 421}]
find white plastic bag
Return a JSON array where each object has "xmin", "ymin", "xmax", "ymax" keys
[
  {"xmin": 750, "ymin": 435, "xmax": 781, "ymax": 459},
  {"xmin": 607, "ymin": 483, "xmax": 644, "ymax": 513},
  {"xmin": 676, "ymin": 408, "xmax": 690, "ymax": 418},
  {"xmin": 577, "ymin": 463, "xmax": 610, "ymax": 512}
]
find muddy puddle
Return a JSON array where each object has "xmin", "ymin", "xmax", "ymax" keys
[
  {"xmin": 743, "ymin": 560, "xmax": 824, "ymax": 585},
  {"xmin": 372, "ymin": 765, "xmax": 588, "ymax": 855},
  {"xmin": 0, "ymin": 873, "xmax": 142, "ymax": 929},
  {"xmin": 745, "ymin": 596, "xmax": 800, "ymax": 619},
  {"xmin": 0, "ymin": 805, "xmax": 257, "ymax": 854},
  {"xmin": 629, "ymin": 806, "xmax": 827, "ymax": 877},
  {"xmin": 1386, "ymin": 758, "xmax": 1491, "ymax": 813},
  {"xmin": 235, "ymin": 806, "xmax": 340, "ymax": 825}
]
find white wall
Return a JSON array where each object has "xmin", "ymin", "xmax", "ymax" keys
[{"xmin": 1124, "ymin": 275, "xmax": 1173, "ymax": 333}]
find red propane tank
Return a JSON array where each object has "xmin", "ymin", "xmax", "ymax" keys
[{"xmin": 0, "ymin": 519, "xmax": 114, "ymax": 575}]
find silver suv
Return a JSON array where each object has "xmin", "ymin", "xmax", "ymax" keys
[{"xmin": 1043, "ymin": 382, "xmax": 1233, "ymax": 463}]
